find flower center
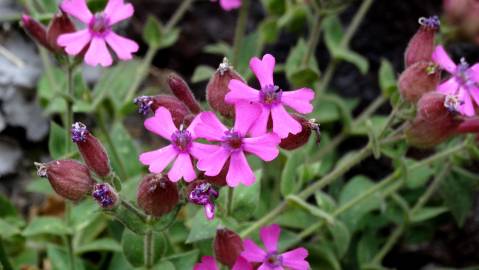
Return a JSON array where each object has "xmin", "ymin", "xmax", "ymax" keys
[
  {"xmin": 265, "ymin": 252, "xmax": 283, "ymax": 267},
  {"xmin": 260, "ymin": 84, "xmax": 282, "ymax": 106},
  {"xmin": 171, "ymin": 128, "xmax": 193, "ymax": 153},
  {"xmin": 71, "ymin": 122, "xmax": 88, "ymax": 143},
  {"xmin": 444, "ymin": 94, "xmax": 464, "ymax": 113},
  {"xmin": 223, "ymin": 130, "xmax": 243, "ymax": 149},
  {"xmin": 455, "ymin": 58, "xmax": 474, "ymax": 88},
  {"xmin": 418, "ymin": 15, "xmax": 440, "ymax": 30},
  {"xmin": 89, "ymin": 13, "xmax": 110, "ymax": 35}
]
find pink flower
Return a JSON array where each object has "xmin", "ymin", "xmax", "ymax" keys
[
  {"xmin": 57, "ymin": 0, "xmax": 139, "ymax": 67},
  {"xmin": 432, "ymin": 45, "xmax": 479, "ymax": 116},
  {"xmin": 211, "ymin": 0, "xmax": 242, "ymax": 11},
  {"xmin": 241, "ymin": 224, "xmax": 310, "ymax": 270},
  {"xmin": 194, "ymin": 256, "xmax": 252, "ymax": 270},
  {"xmin": 139, "ymin": 107, "xmax": 215, "ymax": 182},
  {"xmin": 225, "ymin": 54, "xmax": 315, "ymax": 138},
  {"xmin": 194, "ymin": 102, "xmax": 280, "ymax": 187}
]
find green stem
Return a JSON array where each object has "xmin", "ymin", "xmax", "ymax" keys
[
  {"xmin": 165, "ymin": 0, "xmax": 195, "ymax": 30},
  {"xmin": 0, "ymin": 238, "xmax": 13, "ymax": 270},
  {"xmin": 302, "ymin": 15, "xmax": 322, "ymax": 68},
  {"xmin": 65, "ymin": 65, "xmax": 74, "ymax": 152},
  {"xmin": 144, "ymin": 228, "xmax": 154, "ymax": 270},
  {"xmin": 226, "ymin": 188, "xmax": 234, "ymax": 216},
  {"xmin": 371, "ymin": 225, "xmax": 404, "ymax": 264},
  {"xmin": 121, "ymin": 200, "xmax": 148, "ymax": 222},
  {"xmin": 64, "ymin": 202, "xmax": 76, "ymax": 270},
  {"xmin": 97, "ymin": 110, "xmax": 128, "ymax": 181},
  {"xmin": 123, "ymin": 47, "xmax": 157, "ymax": 105},
  {"xmin": 231, "ymin": 0, "xmax": 250, "ymax": 67}
]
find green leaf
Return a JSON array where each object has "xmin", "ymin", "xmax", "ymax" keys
[
  {"xmin": 158, "ymin": 28, "xmax": 180, "ymax": 49},
  {"xmin": 47, "ymin": 245, "xmax": 85, "ymax": 270},
  {"xmin": 261, "ymin": 0, "xmax": 286, "ymax": 15},
  {"xmin": 232, "ymin": 170, "xmax": 262, "ymax": 221},
  {"xmin": 357, "ymin": 232, "xmax": 382, "ymax": 267},
  {"xmin": 70, "ymin": 199, "xmax": 100, "ymax": 232},
  {"xmin": 338, "ymin": 176, "xmax": 382, "ymax": 232},
  {"xmin": 378, "ymin": 59, "xmax": 397, "ymax": 96},
  {"xmin": 105, "ymin": 203, "xmax": 148, "ymax": 235},
  {"xmin": 48, "ymin": 122, "xmax": 68, "ymax": 160},
  {"xmin": 285, "ymin": 39, "xmax": 320, "ymax": 88},
  {"xmin": 236, "ymin": 32, "xmax": 262, "ymax": 75},
  {"xmin": 204, "ymin": 42, "xmax": 232, "ymax": 58},
  {"xmin": 350, "ymin": 116, "xmax": 388, "ymax": 137},
  {"xmin": 277, "ymin": 5, "xmax": 307, "ymax": 32},
  {"xmin": 22, "ymin": 217, "xmax": 71, "ymax": 237},
  {"xmin": 153, "ymin": 261, "xmax": 176, "ymax": 270},
  {"xmin": 108, "ymin": 252, "xmax": 135, "ymax": 270},
  {"xmin": 186, "ymin": 210, "xmax": 220, "ymax": 243},
  {"xmin": 440, "ymin": 171, "xmax": 476, "ymax": 226},
  {"xmin": 410, "ymin": 207, "xmax": 448, "ymax": 223},
  {"xmin": 327, "ymin": 221, "xmax": 351, "ymax": 258},
  {"xmin": 105, "ymin": 122, "xmax": 142, "ymax": 178},
  {"xmin": 401, "ymin": 159, "xmax": 434, "ymax": 189},
  {"xmin": 0, "ymin": 195, "xmax": 18, "ymax": 217},
  {"xmin": 76, "ymin": 238, "xmax": 121, "ymax": 254},
  {"xmin": 143, "ymin": 16, "xmax": 163, "ymax": 47},
  {"xmin": 315, "ymin": 191, "xmax": 337, "ymax": 213},
  {"xmin": 191, "ymin": 65, "xmax": 215, "ymax": 83},
  {"xmin": 312, "ymin": 244, "xmax": 341, "ymax": 270},
  {"xmin": 164, "ymin": 250, "xmax": 199, "ymax": 270},
  {"xmin": 26, "ymin": 178, "xmax": 54, "ymax": 195},
  {"xmin": 259, "ymin": 18, "xmax": 279, "ymax": 45},
  {"xmin": 334, "ymin": 49, "xmax": 369, "ymax": 74},
  {"xmin": 0, "ymin": 218, "xmax": 21, "ymax": 238},
  {"xmin": 121, "ymin": 230, "xmax": 165, "ymax": 267},
  {"xmin": 287, "ymin": 195, "xmax": 335, "ymax": 224}
]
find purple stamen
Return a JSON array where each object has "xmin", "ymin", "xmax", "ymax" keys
[
  {"xmin": 222, "ymin": 130, "xmax": 243, "ymax": 149},
  {"xmin": 89, "ymin": 13, "xmax": 110, "ymax": 35},
  {"xmin": 171, "ymin": 128, "xmax": 193, "ymax": 153},
  {"xmin": 189, "ymin": 182, "xmax": 219, "ymax": 220},
  {"xmin": 71, "ymin": 122, "xmax": 88, "ymax": 143},
  {"xmin": 418, "ymin": 15, "xmax": 440, "ymax": 30},
  {"xmin": 265, "ymin": 252, "xmax": 283, "ymax": 268},
  {"xmin": 455, "ymin": 58, "xmax": 474, "ymax": 88},
  {"xmin": 133, "ymin": 96, "xmax": 154, "ymax": 115},
  {"xmin": 260, "ymin": 84, "xmax": 282, "ymax": 106},
  {"xmin": 92, "ymin": 183, "xmax": 116, "ymax": 208}
]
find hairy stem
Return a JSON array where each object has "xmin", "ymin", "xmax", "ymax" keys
[
  {"xmin": 64, "ymin": 202, "xmax": 76, "ymax": 270},
  {"xmin": 226, "ymin": 188, "xmax": 234, "ymax": 216},
  {"xmin": 124, "ymin": 47, "xmax": 157, "ymax": 105},
  {"xmin": 231, "ymin": 0, "xmax": 250, "ymax": 67},
  {"xmin": 144, "ymin": 228, "xmax": 154, "ymax": 270},
  {"xmin": 65, "ymin": 65, "xmax": 74, "ymax": 153},
  {"xmin": 165, "ymin": 0, "xmax": 195, "ymax": 30},
  {"xmin": 121, "ymin": 199, "xmax": 148, "ymax": 222},
  {"xmin": 302, "ymin": 15, "xmax": 323, "ymax": 68}
]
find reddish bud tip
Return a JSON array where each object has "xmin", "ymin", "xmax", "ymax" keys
[
  {"xmin": 92, "ymin": 183, "xmax": 119, "ymax": 209},
  {"xmin": 406, "ymin": 92, "xmax": 460, "ymax": 148},
  {"xmin": 214, "ymin": 228, "xmax": 244, "ymax": 267},
  {"xmin": 404, "ymin": 16, "xmax": 440, "ymax": 67},
  {"xmin": 206, "ymin": 58, "xmax": 245, "ymax": 118},
  {"xmin": 47, "ymin": 11, "xmax": 75, "ymax": 53},
  {"xmin": 21, "ymin": 14, "xmax": 50, "ymax": 50},
  {"xmin": 137, "ymin": 174, "xmax": 179, "ymax": 217},
  {"xmin": 168, "ymin": 74, "xmax": 202, "ymax": 114},
  {"xmin": 398, "ymin": 61, "xmax": 440, "ymax": 103},
  {"xmin": 280, "ymin": 117, "xmax": 320, "ymax": 150},
  {"xmin": 71, "ymin": 122, "xmax": 111, "ymax": 177},
  {"xmin": 35, "ymin": 160, "xmax": 94, "ymax": 201},
  {"xmin": 134, "ymin": 95, "xmax": 192, "ymax": 127},
  {"xmin": 456, "ymin": 117, "xmax": 479, "ymax": 133}
]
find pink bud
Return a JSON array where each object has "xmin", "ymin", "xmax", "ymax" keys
[
  {"xmin": 398, "ymin": 61, "xmax": 440, "ymax": 103},
  {"xmin": 214, "ymin": 228, "xmax": 244, "ymax": 267},
  {"xmin": 134, "ymin": 95, "xmax": 192, "ymax": 127},
  {"xmin": 206, "ymin": 58, "xmax": 245, "ymax": 118},
  {"xmin": 71, "ymin": 122, "xmax": 111, "ymax": 177},
  {"xmin": 168, "ymin": 74, "xmax": 202, "ymax": 114},
  {"xmin": 406, "ymin": 92, "xmax": 460, "ymax": 148},
  {"xmin": 137, "ymin": 174, "xmax": 179, "ymax": 217},
  {"xmin": 21, "ymin": 15, "xmax": 50, "ymax": 50},
  {"xmin": 404, "ymin": 16, "xmax": 440, "ymax": 67},
  {"xmin": 279, "ymin": 116, "xmax": 320, "ymax": 150},
  {"xmin": 47, "ymin": 11, "xmax": 75, "ymax": 53},
  {"xmin": 35, "ymin": 160, "xmax": 94, "ymax": 201}
]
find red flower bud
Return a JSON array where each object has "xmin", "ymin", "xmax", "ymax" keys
[
  {"xmin": 71, "ymin": 122, "xmax": 111, "ymax": 177},
  {"xmin": 47, "ymin": 11, "xmax": 75, "ymax": 53},
  {"xmin": 134, "ymin": 95, "xmax": 192, "ymax": 127},
  {"xmin": 92, "ymin": 183, "xmax": 119, "ymax": 209},
  {"xmin": 444, "ymin": 0, "xmax": 470, "ymax": 24},
  {"xmin": 404, "ymin": 16, "xmax": 440, "ymax": 68},
  {"xmin": 22, "ymin": 15, "xmax": 50, "ymax": 50},
  {"xmin": 406, "ymin": 92, "xmax": 460, "ymax": 148},
  {"xmin": 168, "ymin": 74, "xmax": 202, "ymax": 114},
  {"xmin": 137, "ymin": 174, "xmax": 179, "ymax": 217},
  {"xmin": 35, "ymin": 160, "xmax": 94, "ymax": 201},
  {"xmin": 214, "ymin": 228, "xmax": 244, "ymax": 267},
  {"xmin": 398, "ymin": 61, "xmax": 440, "ymax": 103},
  {"xmin": 186, "ymin": 180, "xmax": 219, "ymax": 220},
  {"xmin": 280, "ymin": 116, "xmax": 320, "ymax": 150},
  {"xmin": 456, "ymin": 117, "xmax": 479, "ymax": 133},
  {"xmin": 206, "ymin": 58, "xmax": 245, "ymax": 118}
]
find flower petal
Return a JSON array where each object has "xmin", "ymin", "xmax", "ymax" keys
[
  {"xmin": 432, "ymin": 45, "xmax": 456, "ymax": 74},
  {"xmin": 103, "ymin": 0, "xmax": 134, "ymax": 25},
  {"xmin": 226, "ymin": 151, "xmax": 255, "ymax": 187},
  {"xmin": 243, "ymin": 133, "xmax": 280, "ymax": 161},
  {"xmin": 248, "ymin": 107, "xmax": 270, "ymax": 137},
  {"xmin": 225, "ymin": 79, "xmax": 260, "ymax": 104},
  {"xmin": 271, "ymin": 105, "xmax": 302, "ymax": 138},
  {"xmin": 281, "ymin": 247, "xmax": 310, "ymax": 270},
  {"xmin": 233, "ymin": 102, "xmax": 262, "ymax": 135},
  {"xmin": 470, "ymin": 86, "xmax": 479, "ymax": 106},
  {"xmin": 241, "ymin": 239, "xmax": 267, "ymax": 263},
  {"xmin": 168, "ymin": 153, "xmax": 196, "ymax": 182},
  {"xmin": 258, "ymin": 264, "xmax": 282, "ymax": 270},
  {"xmin": 250, "ymin": 54, "xmax": 276, "ymax": 88},
  {"xmin": 194, "ymin": 256, "xmax": 219, "ymax": 270},
  {"xmin": 460, "ymin": 89, "xmax": 475, "ymax": 116},
  {"xmin": 60, "ymin": 0, "xmax": 92, "ymax": 24},
  {"xmin": 260, "ymin": 224, "xmax": 281, "ymax": 253},
  {"xmin": 281, "ymin": 88, "xmax": 315, "ymax": 114},
  {"xmin": 219, "ymin": 0, "xmax": 242, "ymax": 11},
  {"xmin": 190, "ymin": 142, "xmax": 220, "ymax": 160},
  {"xmin": 57, "ymin": 29, "xmax": 91, "ymax": 55},
  {"xmin": 139, "ymin": 145, "xmax": 177, "ymax": 173},
  {"xmin": 84, "ymin": 37, "xmax": 113, "ymax": 67},
  {"xmin": 437, "ymin": 77, "xmax": 459, "ymax": 95},
  {"xmin": 232, "ymin": 256, "xmax": 253, "ymax": 270},
  {"xmin": 186, "ymin": 114, "xmax": 203, "ymax": 138},
  {"xmin": 144, "ymin": 107, "xmax": 177, "ymax": 140},
  {"xmin": 197, "ymin": 147, "xmax": 231, "ymax": 176},
  {"xmin": 105, "ymin": 32, "xmax": 138, "ymax": 60},
  {"xmin": 195, "ymin": 112, "xmax": 229, "ymax": 141}
]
